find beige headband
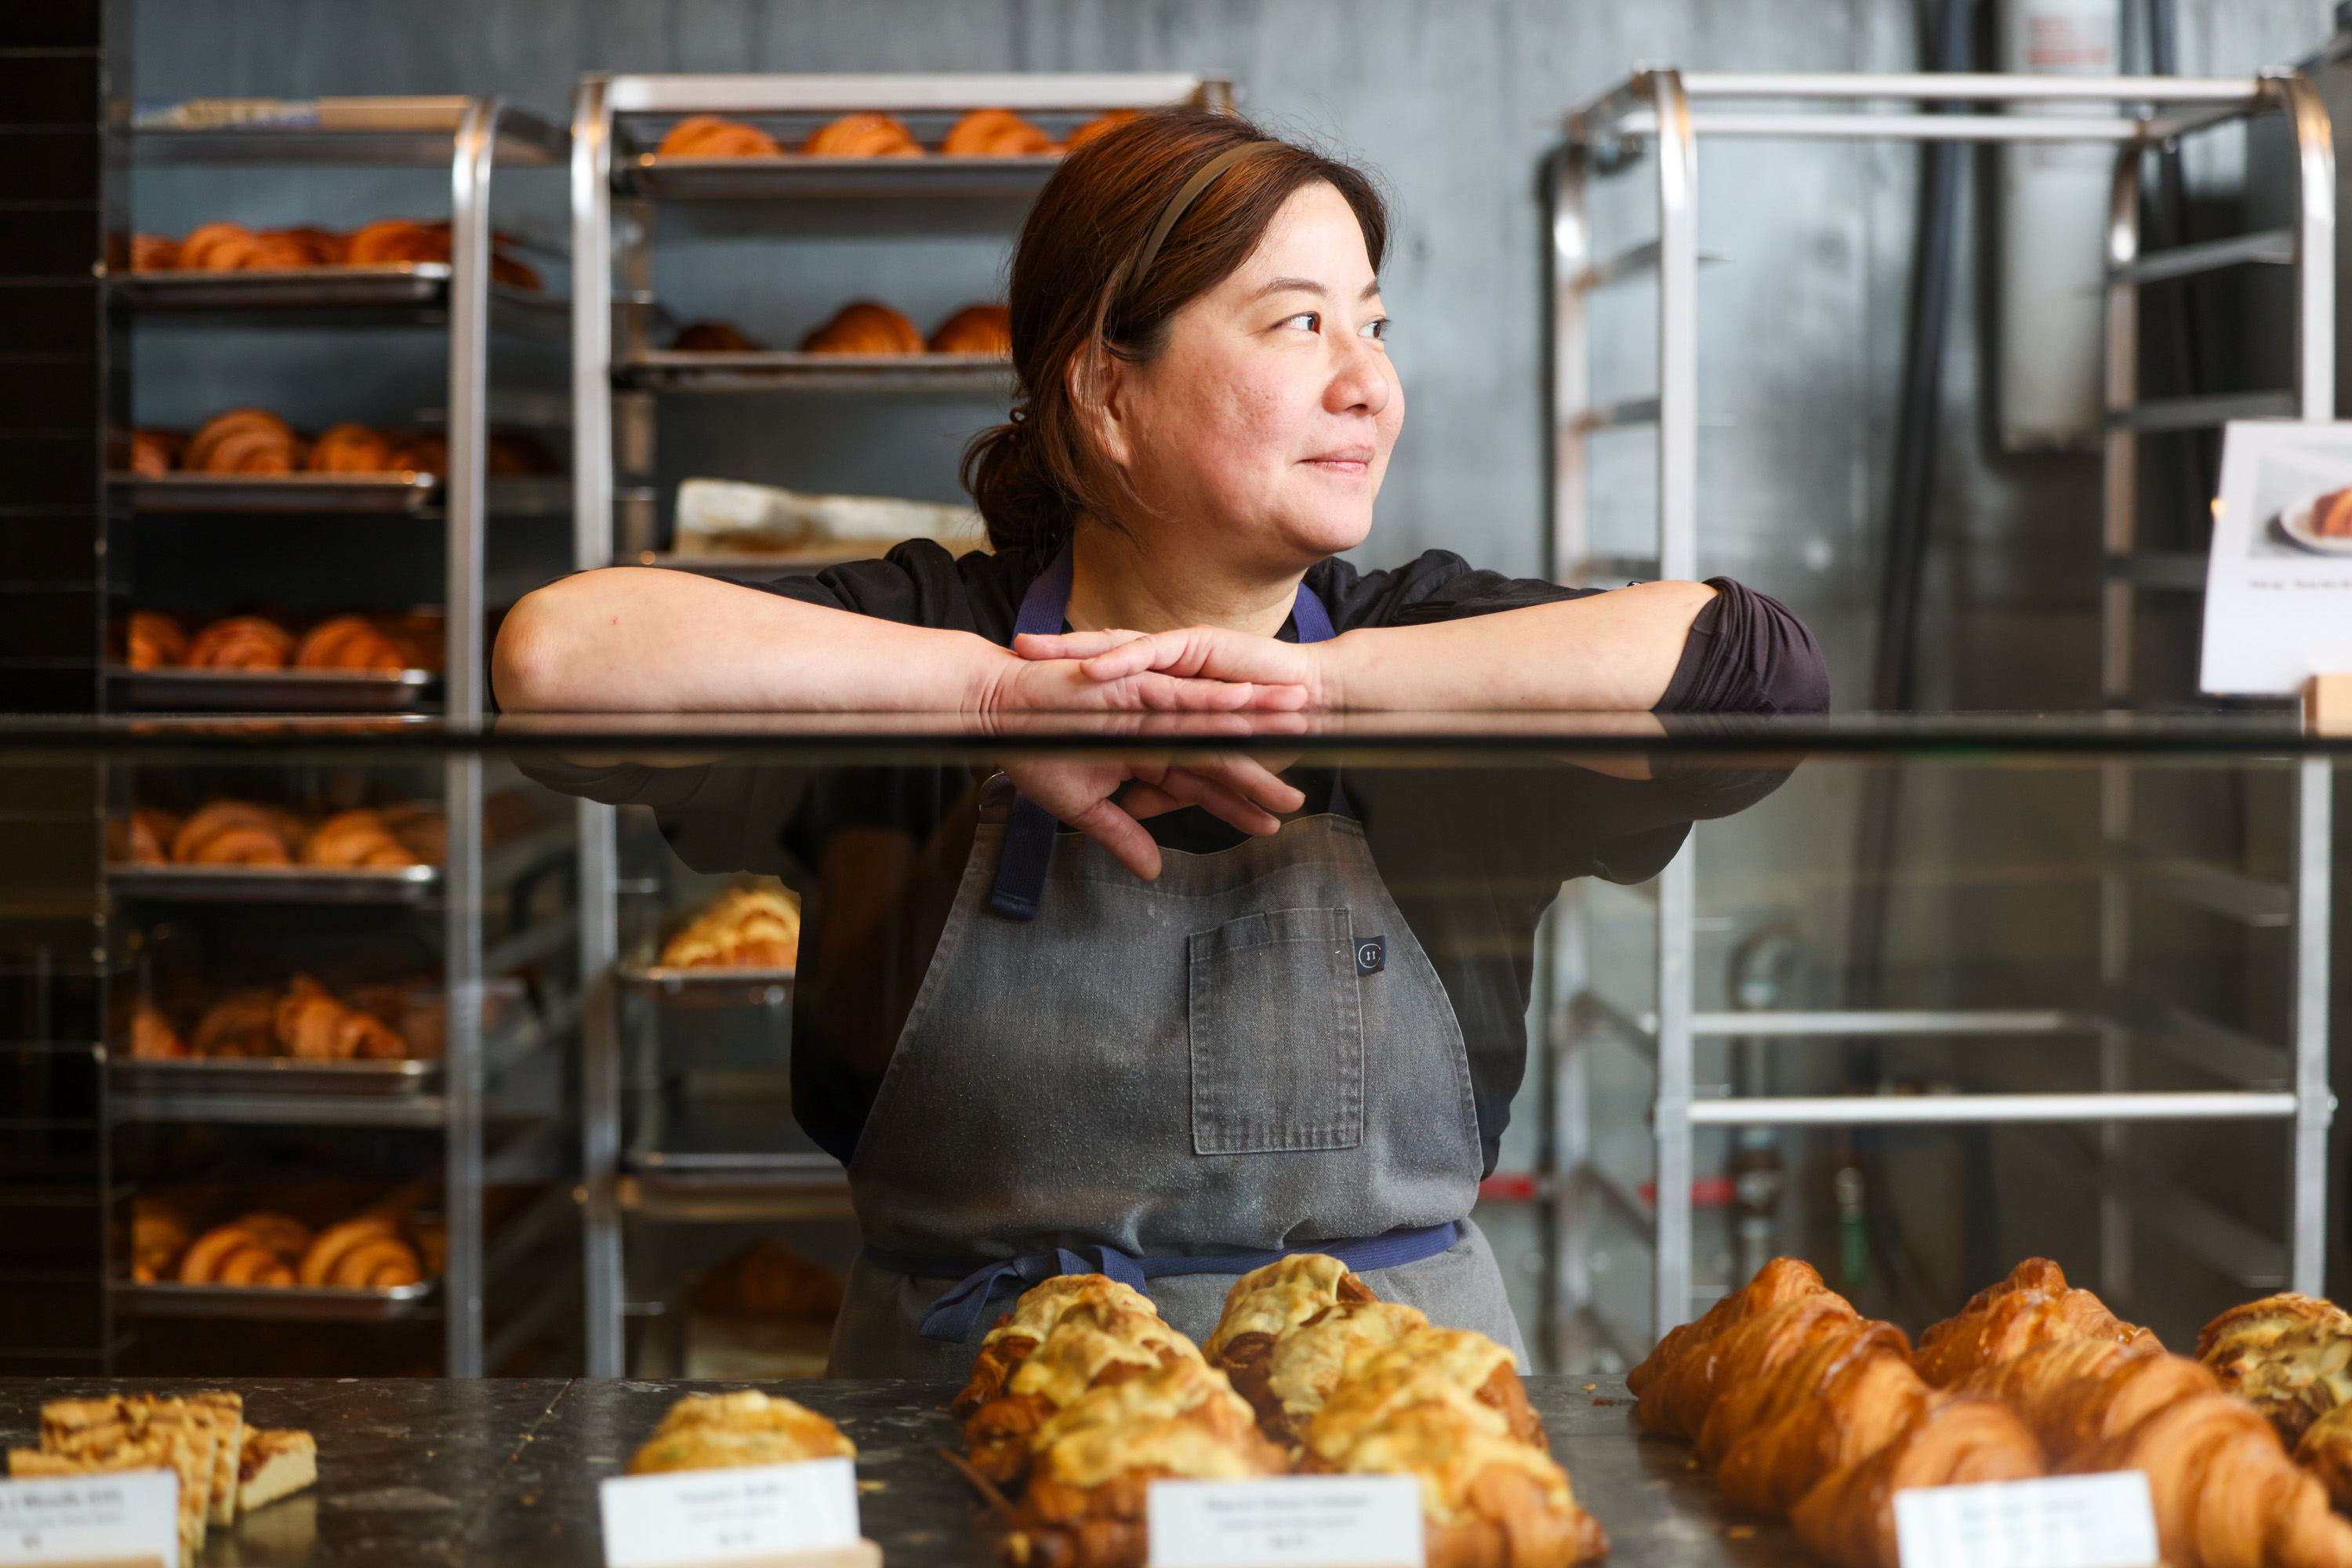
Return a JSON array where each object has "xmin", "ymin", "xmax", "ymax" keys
[{"xmin": 1123, "ymin": 140, "xmax": 1283, "ymax": 300}]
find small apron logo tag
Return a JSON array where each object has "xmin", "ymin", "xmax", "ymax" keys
[{"xmin": 1355, "ymin": 936, "xmax": 1385, "ymax": 975}]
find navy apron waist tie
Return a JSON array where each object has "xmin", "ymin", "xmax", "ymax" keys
[
  {"xmin": 870, "ymin": 1219, "xmax": 1459, "ymax": 1344},
  {"xmin": 989, "ymin": 542, "xmax": 1348, "ymax": 921}
]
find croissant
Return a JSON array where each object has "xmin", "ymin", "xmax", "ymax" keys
[
  {"xmin": 1301, "ymin": 1327, "xmax": 1548, "ymax": 1456},
  {"xmin": 928, "ymin": 303, "xmax": 1012, "ymax": 355},
  {"xmin": 176, "ymin": 222, "xmax": 271, "ymax": 271},
  {"xmin": 1646, "ymin": 1290, "xmax": 1861, "ymax": 1439},
  {"xmin": 299, "ymin": 808, "xmax": 419, "ymax": 869},
  {"xmin": 178, "ymin": 1225, "xmax": 295, "ymax": 1288},
  {"xmin": 332, "ymin": 1236, "xmax": 423, "ymax": 1290},
  {"xmin": 964, "ymin": 1299, "xmax": 1200, "ymax": 1485},
  {"xmin": 2068, "ymin": 1391, "xmax": 2352, "ymax": 1568},
  {"xmin": 659, "ymin": 885, "xmax": 799, "ymax": 968},
  {"xmin": 131, "ymin": 234, "xmax": 180, "ymax": 272},
  {"xmin": 127, "ymin": 610, "xmax": 187, "ymax": 669},
  {"xmin": 2198, "ymin": 1293, "xmax": 2352, "ymax": 1447},
  {"xmin": 131, "ymin": 1197, "xmax": 190, "ymax": 1283},
  {"xmin": 379, "ymin": 610, "xmax": 445, "ymax": 670},
  {"xmin": 305, "ymin": 423, "xmax": 398, "ymax": 474},
  {"xmin": 274, "ymin": 975, "xmax": 407, "ymax": 1060},
  {"xmin": 189, "ymin": 990, "xmax": 277, "ymax": 1058},
  {"xmin": 377, "ymin": 803, "xmax": 446, "ymax": 865},
  {"xmin": 129, "ymin": 430, "xmax": 181, "ymax": 477},
  {"xmin": 276, "ymin": 226, "xmax": 348, "ymax": 265},
  {"xmin": 942, "ymin": 108, "xmax": 1055, "ymax": 157},
  {"xmin": 1207, "ymin": 1256, "xmax": 1380, "ymax": 1416},
  {"xmin": 657, "ymin": 114, "xmax": 782, "ymax": 158},
  {"xmin": 1062, "ymin": 108, "xmax": 1142, "ymax": 153},
  {"xmin": 799, "ymin": 300, "xmax": 924, "ymax": 355},
  {"xmin": 800, "ymin": 111, "xmax": 922, "ymax": 158},
  {"xmin": 1790, "ymin": 1395, "xmax": 2045, "ymax": 1568},
  {"xmin": 183, "ymin": 408, "xmax": 299, "ymax": 474},
  {"xmin": 1694, "ymin": 1305, "xmax": 1900, "ymax": 1465},
  {"xmin": 1627, "ymin": 1254, "xmax": 1831, "ymax": 1399},
  {"xmin": 130, "ymin": 1000, "xmax": 186, "ymax": 1060},
  {"xmin": 1249, "ymin": 1299, "xmax": 1432, "ymax": 1443},
  {"xmin": 670, "ymin": 320, "xmax": 763, "ymax": 352},
  {"xmin": 1911, "ymin": 1256, "xmax": 2157, "ymax": 1386},
  {"xmin": 953, "ymin": 1274, "xmax": 1165, "ymax": 1416},
  {"xmin": 2297, "ymin": 1403, "xmax": 2352, "ymax": 1512},
  {"xmin": 293, "ymin": 615, "xmax": 408, "ymax": 671},
  {"xmin": 1958, "ymin": 1339, "xmax": 2199, "ymax": 1462},
  {"xmin": 171, "ymin": 800, "xmax": 293, "ymax": 865},
  {"xmin": 346, "ymin": 219, "xmax": 447, "ymax": 267},
  {"xmin": 184, "ymin": 615, "xmax": 294, "ymax": 670},
  {"xmin": 1716, "ymin": 1328, "xmax": 1928, "ymax": 1516},
  {"xmin": 296, "ymin": 1217, "xmax": 408, "ymax": 1287},
  {"xmin": 387, "ymin": 430, "xmax": 447, "ymax": 474}
]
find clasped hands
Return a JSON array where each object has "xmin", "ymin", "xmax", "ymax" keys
[{"xmin": 988, "ymin": 626, "xmax": 1328, "ymax": 882}]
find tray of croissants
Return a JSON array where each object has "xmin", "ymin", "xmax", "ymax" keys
[
  {"xmin": 110, "ymin": 797, "xmax": 445, "ymax": 899},
  {"xmin": 1621, "ymin": 1250, "xmax": 2352, "ymax": 1568},
  {"xmin": 125, "ymin": 213, "xmax": 545, "ymax": 306},
  {"xmin": 630, "ymin": 300, "xmax": 1013, "ymax": 390},
  {"xmin": 117, "ymin": 971, "xmax": 532, "ymax": 1097},
  {"xmin": 118, "ymin": 607, "xmax": 444, "ymax": 710},
  {"xmin": 127, "ymin": 1187, "xmax": 447, "ymax": 1316},
  {"xmin": 119, "ymin": 406, "xmax": 561, "ymax": 511},
  {"xmin": 629, "ymin": 105, "xmax": 1145, "ymax": 198},
  {"xmin": 619, "ymin": 880, "xmax": 801, "ymax": 1002}
]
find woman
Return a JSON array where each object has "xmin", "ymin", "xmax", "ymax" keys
[{"xmin": 499, "ymin": 111, "xmax": 1826, "ymax": 1376}]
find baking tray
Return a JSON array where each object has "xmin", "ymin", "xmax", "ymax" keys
[
  {"xmin": 628, "ymin": 152, "xmax": 1062, "ymax": 201},
  {"xmin": 114, "ymin": 1276, "xmax": 437, "ymax": 1322},
  {"xmin": 122, "ymin": 262, "xmax": 452, "ymax": 310},
  {"xmin": 618, "ymin": 964, "xmax": 796, "ymax": 1006},
  {"xmin": 108, "ymin": 665, "xmax": 438, "ymax": 713},
  {"xmin": 109, "ymin": 862, "xmax": 438, "ymax": 903},
  {"xmin": 619, "ymin": 350, "xmax": 1013, "ymax": 394},
  {"xmin": 116, "ymin": 471, "xmax": 439, "ymax": 514},
  {"xmin": 112, "ymin": 1054, "xmax": 435, "ymax": 1098}
]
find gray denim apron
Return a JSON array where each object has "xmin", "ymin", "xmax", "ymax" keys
[{"xmin": 827, "ymin": 547, "xmax": 1521, "ymax": 1378}]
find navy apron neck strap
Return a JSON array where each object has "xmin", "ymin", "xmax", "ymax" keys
[{"xmin": 989, "ymin": 541, "xmax": 1343, "ymax": 922}]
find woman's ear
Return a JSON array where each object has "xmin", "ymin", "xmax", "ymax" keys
[{"xmin": 1068, "ymin": 345, "xmax": 1136, "ymax": 473}]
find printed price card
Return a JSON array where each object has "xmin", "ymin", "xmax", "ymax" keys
[
  {"xmin": 1147, "ymin": 1475, "xmax": 1424, "ymax": 1568},
  {"xmin": 1893, "ymin": 1472, "xmax": 2158, "ymax": 1568},
  {"xmin": 0, "ymin": 1470, "xmax": 179, "ymax": 1568},
  {"xmin": 598, "ymin": 1457, "xmax": 862, "ymax": 1568},
  {"xmin": 2200, "ymin": 420, "xmax": 2352, "ymax": 695}
]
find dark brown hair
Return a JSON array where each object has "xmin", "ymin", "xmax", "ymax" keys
[{"xmin": 960, "ymin": 110, "xmax": 1389, "ymax": 555}]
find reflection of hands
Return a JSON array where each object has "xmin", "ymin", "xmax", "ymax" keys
[
  {"xmin": 999, "ymin": 710, "xmax": 1309, "ymax": 882},
  {"xmin": 1013, "ymin": 626, "xmax": 1327, "ymax": 709}
]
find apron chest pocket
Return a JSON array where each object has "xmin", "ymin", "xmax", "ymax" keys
[{"xmin": 1187, "ymin": 906, "xmax": 1364, "ymax": 1154}]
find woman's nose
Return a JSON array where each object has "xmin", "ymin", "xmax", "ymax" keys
[{"xmin": 1326, "ymin": 331, "xmax": 1392, "ymax": 419}]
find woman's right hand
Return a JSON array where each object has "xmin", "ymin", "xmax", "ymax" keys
[{"xmin": 975, "ymin": 642, "xmax": 1311, "ymax": 716}]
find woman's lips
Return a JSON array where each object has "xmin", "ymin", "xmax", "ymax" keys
[{"xmin": 1301, "ymin": 448, "xmax": 1374, "ymax": 477}]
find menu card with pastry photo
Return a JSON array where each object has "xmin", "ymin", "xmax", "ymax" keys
[{"xmin": 2199, "ymin": 419, "xmax": 2352, "ymax": 695}]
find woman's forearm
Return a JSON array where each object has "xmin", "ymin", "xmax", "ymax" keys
[
  {"xmin": 492, "ymin": 568, "xmax": 1013, "ymax": 712},
  {"xmin": 1315, "ymin": 580, "xmax": 1717, "ymax": 710}
]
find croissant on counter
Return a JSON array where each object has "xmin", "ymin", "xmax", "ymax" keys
[
  {"xmin": 2199, "ymin": 1293, "xmax": 2352, "ymax": 1448},
  {"xmin": 655, "ymin": 114, "xmax": 784, "ymax": 158},
  {"xmin": 1714, "ymin": 1321, "xmax": 1928, "ymax": 1516},
  {"xmin": 942, "ymin": 107, "xmax": 1055, "ymax": 156},
  {"xmin": 928, "ymin": 302, "xmax": 1012, "ymax": 355},
  {"xmin": 800, "ymin": 299, "xmax": 925, "ymax": 355},
  {"xmin": 629, "ymin": 1390, "xmax": 854, "ymax": 1474},
  {"xmin": 1790, "ymin": 1395, "xmax": 2044, "ymax": 1568},
  {"xmin": 963, "ymin": 1293, "xmax": 1203, "ymax": 1486},
  {"xmin": 1911, "ymin": 1256, "xmax": 2158, "ymax": 1386},
  {"xmin": 801, "ymin": 111, "xmax": 923, "ymax": 158},
  {"xmin": 1205, "ymin": 1255, "xmax": 1381, "ymax": 1428},
  {"xmin": 1627, "ymin": 1254, "xmax": 1832, "ymax": 1403},
  {"xmin": 954, "ymin": 1274, "xmax": 1167, "ymax": 1417}
]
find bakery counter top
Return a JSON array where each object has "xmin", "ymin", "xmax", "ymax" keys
[{"xmin": 0, "ymin": 1375, "xmax": 1809, "ymax": 1567}]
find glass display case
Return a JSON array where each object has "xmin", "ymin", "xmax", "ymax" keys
[{"xmin": 2, "ymin": 710, "xmax": 2341, "ymax": 1380}]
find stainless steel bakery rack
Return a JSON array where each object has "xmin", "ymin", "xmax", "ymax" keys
[
  {"xmin": 568, "ymin": 71, "xmax": 1232, "ymax": 1374},
  {"xmin": 118, "ymin": 97, "xmax": 583, "ymax": 1377},
  {"xmin": 1547, "ymin": 70, "xmax": 2338, "ymax": 1367}
]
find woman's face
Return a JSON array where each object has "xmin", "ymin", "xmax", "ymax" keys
[{"xmin": 1094, "ymin": 180, "xmax": 1402, "ymax": 569}]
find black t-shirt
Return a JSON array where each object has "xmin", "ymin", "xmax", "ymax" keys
[{"xmin": 531, "ymin": 546, "xmax": 1828, "ymax": 1177}]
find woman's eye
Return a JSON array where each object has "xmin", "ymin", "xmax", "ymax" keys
[
  {"xmin": 1362, "ymin": 317, "xmax": 1389, "ymax": 341},
  {"xmin": 1278, "ymin": 312, "xmax": 1319, "ymax": 332}
]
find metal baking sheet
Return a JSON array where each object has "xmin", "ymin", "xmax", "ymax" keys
[
  {"xmin": 619, "ymin": 350, "xmax": 1013, "ymax": 394},
  {"xmin": 110, "ymin": 862, "xmax": 439, "ymax": 903},
  {"xmin": 119, "ymin": 262, "xmax": 451, "ymax": 310},
  {"xmin": 118, "ymin": 471, "xmax": 439, "ymax": 514},
  {"xmin": 619, "ymin": 964, "xmax": 796, "ymax": 1006},
  {"xmin": 115, "ymin": 1277, "xmax": 437, "ymax": 1322},
  {"xmin": 109, "ymin": 664, "xmax": 438, "ymax": 713},
  {"xmin": 111, "ymin": 1054, "xmax": 437, "ymax": 1098},
  {"xmin": 629, "ymin": 152, "xmax": 1062, "ymax": 201}
]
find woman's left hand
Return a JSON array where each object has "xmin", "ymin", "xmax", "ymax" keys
[{"xmin": 1014, "ymin": 626, "xmax": 1331, "ymax": 707}]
